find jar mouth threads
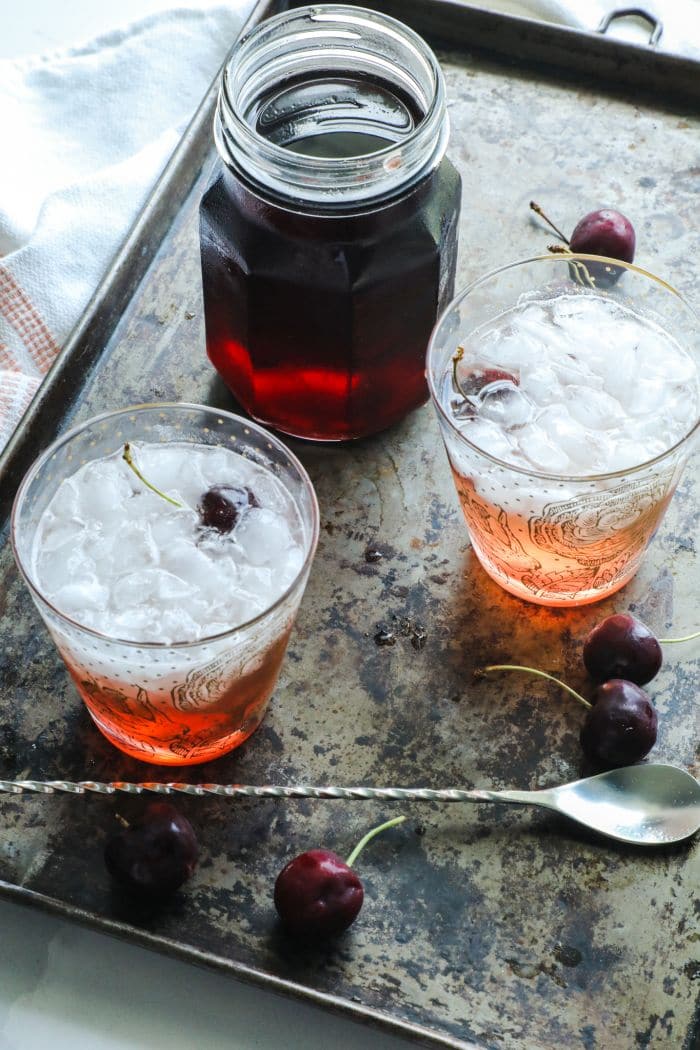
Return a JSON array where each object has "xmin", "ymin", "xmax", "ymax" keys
[{"xmin": 215, "ymin": 4, "xmax": 449, "ymax": 206}]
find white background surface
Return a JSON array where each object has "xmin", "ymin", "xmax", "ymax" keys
[
  {"xmin": 1, "ymin": 2, "xmax": 697, "ymax": 1049},
  {"xmin": 0, "ymin": 898, "xmax": 413, "ymax": 1050}
]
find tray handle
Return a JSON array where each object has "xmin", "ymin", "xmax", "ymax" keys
[{"xmin": 597, "ymin": 7, "xmax": 663, "ymax": 47}]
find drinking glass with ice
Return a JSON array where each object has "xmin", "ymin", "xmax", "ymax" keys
[
  {"xmin": 427, "ymin": 255, "xmax": 699, "ymax": 606},
  {"xmin": 12, "ymin": 404, "xmax": 319, "ymax": 764}
]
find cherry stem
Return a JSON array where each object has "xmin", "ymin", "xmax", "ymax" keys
[
  {"xmin": 480, "ymin": 664, "xmax": 592, "ymax": 711},
  {"xmin": 530, "ymin": 201, "xmax": 570, "ymax": 245},
  {"xmin": 451, "ymin": 345, "xmax": 468, "ymax": 399},
  {"xmin": 345, "ymin": 814, "xmax": 406, "ymax": 869},
  {"xmin": 122, "ymin": 443, "xmax": 182, "ymax": 508},
  {"xmin": 658, "ymin": 630, "xmax": 700, "ymax": 644}
]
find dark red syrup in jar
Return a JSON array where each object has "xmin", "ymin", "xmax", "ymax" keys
[{"xmin": 200, "ymin": 49, "xmax": 461, "ymax": 442}]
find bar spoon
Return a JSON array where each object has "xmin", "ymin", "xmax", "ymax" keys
[{"xmin": 0, "ymin": 764, "xmax": 697, "ymax": 846}]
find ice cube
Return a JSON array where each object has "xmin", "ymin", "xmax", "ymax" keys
[
  {"xmin": 237, "ymin": 563, "xmax": 274, "ymax": 596},
  {"xmin": 158, "ymin": 606, "xmax": 204, "ymax": 643},
  {"xmin": 39, "ymin": 515, "xmax": 85, "ymax": 554},
  {"xmin": 518, "ymin": 305, "xmax": 573, "ymax": 356},
  {"xmin": 36, "ymin": 543, "xmax": 97, "ymax": 595},
  {"xmin": 479, "ymin": 332, "xmax": 532, "ymax": 371},
  {"xmin": 478, "ymin": 383, "xmax": 534, "ymax": 428},
  {"xmin": 205, "ymin": 447, "xmax": 252, "ymax": 483},
  {"xmin": 112, "ymin": 569, "xmax": 190, "ymax": 609},
  {"xmin": 103, "ymin": 520, "xmax": 160, "ymax": 573},
  {"xmin": 48, "ymin": 476, "xmax": 80, "ymax": 519},
  {"xmin": 550, "ymin": 354, "xmax": 601, "ymax": 389},
  {"xmin": 520, "ymin": 364, "xmax": 559, "ymax": 405},
  {"xmin": 550, "ymin": 295, "xmax": 589, "ymax": 325},
  {"xmin": 132, "ymin": 444, "xmax": 193, "ymax": 502},
  {"xmin": 537, "ymin": 405, "xmax": 591, "ymax": 459},
  {"xmin": 471, "ymin": 326, "xmax": 516, "ymax": 367},
  {"xmin": 235, "ymin": 508, "xmax": 293, "ymax": 566},
  {"xmin": 656, "ymin": 341, "xmax": 697, "ymax": 385},
  {"xmin": 592, "ymin": 335, "xmax": 635, "ymax": 401},
  {"xmin": 281, "ymin": 546, "xmax": 304, "ymax": 583},
  {"xmin": 79, "ymin": 466, "xmax": 134, "ymax": 523},
  {"xmin": 566, "ymin": 386, "xmax": 622, "ymax": 430},
  {"xmin": 604, "ymin": 438, "xmax": 648, "ymax": 473},
  {"xmin": 617, "ymin": 420, "xmax": 670, "ymax": 464},
  {"xmin": 626, "ymin": 378, "xmax": 665, "ymax": 418},
  {"xmin": 149, "ymin": 512, "xmax": 189, "ymax": 552},
  {"xmin": 459, "ymin": 417, "xmax": 515, "ymax": 461},
  {"xmin": 632, "ymin": 331, "xmax": 673, "ymax": 384},
  {"xmin": 161, "ymin": 536, "xmax": 220, "ymax": 590},
  {"xmin": 514, "ymin": 423, "xmax": 571, "ymax": 473},
  {"xmin": 244, "ymin": 472, "xmax": 288, "ymax": 514},
  {"xmin": 109, "ymin": 604, "xmax": 161, "ymax": 641},
  {"xmin": 207, "ymin": 583, "xmax": 265, "ymax": 629},
  {"xmin": 52, "ymin": 575, "xmax": 109, "ymax": 615}
]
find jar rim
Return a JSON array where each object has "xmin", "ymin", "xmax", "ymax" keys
[{"xmin": 216, "ymin": 4, "xmax": 449, "ymax": 206}]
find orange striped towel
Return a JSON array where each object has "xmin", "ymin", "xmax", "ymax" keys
[
  {"xmin": 0, "ymin": 6, "xmax": 246, "ymax": 455},
  {"xmin": 0, "ymin": 266, "xmax": 59, "ymax": 440}
]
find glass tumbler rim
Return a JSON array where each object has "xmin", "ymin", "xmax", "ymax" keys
[
  {"xmin": 11, "ymin": 401, "xmax": 320, "ymax": 651},
  {"xmin": 426, "ymin": 252, "xmax": 700, "ymax": 484}
]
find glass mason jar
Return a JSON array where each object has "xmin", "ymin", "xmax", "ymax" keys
[{"xmin": 199, "ymin": 4, "xmax": 461, "ymax": 441}]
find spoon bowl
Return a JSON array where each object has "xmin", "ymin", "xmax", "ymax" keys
[{"xmin": 522, "ymin": 763, "xmax": 700, "ymax": 845}]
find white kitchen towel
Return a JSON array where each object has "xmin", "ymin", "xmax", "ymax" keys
[{"xmin": 0, "ymin": 5, "xmax": 249, "ymax": 453}]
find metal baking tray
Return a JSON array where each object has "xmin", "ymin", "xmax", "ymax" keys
[{"xmin": 0, "ymin": 2, "xmax": 698, "ymax": 1047}]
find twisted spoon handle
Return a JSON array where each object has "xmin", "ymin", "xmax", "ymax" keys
[{"xmin": 0, "ymin": 780, "xmax": 549, "ymax": 805}]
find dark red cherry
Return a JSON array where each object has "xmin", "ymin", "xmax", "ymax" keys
[
  {"xmin": 580, "ymin": 680, "xmax": 657, "ymax": 768},
  {"xmin": 198, "ymin": 485, "xmax": 259, "ymax": 534},
  {"xmin": 274, "ymin": 849, "xmax": 363, "ymax": 939},
  {"xmin": 583, "ymin": 614, "xmax": 662, "ymax": 686},
  {"xmin": 104, "ymin": 802, "xmax": 199, "ymax": 897},
  {"xmin": 569, "ymin": 209, "xmax": 636, "ymax": 288},
  {"xmin": 530, "ymin": 202, "xmax": 635, "ymax": 288},
  {"xmin": 458, "ymin": 367, "xmax": 520, "ymax": 396},
  {"xmin": 569, "ymin": 209, "xmax": 636, "ymax": 263}
]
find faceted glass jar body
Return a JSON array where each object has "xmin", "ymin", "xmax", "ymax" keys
[
  {"xmin": 200, "ymin": 161, "xmax": 460, "ymax": 440},
  {"xmin": 199, "ymin": 5, "xmax": 461, "ymax": 441}
]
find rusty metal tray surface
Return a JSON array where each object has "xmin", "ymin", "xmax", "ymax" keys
[{"xmin": 0, "ymin": 2, "xmax": 699, "ymax": 1048}]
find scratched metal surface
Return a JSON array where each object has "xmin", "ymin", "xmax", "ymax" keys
[{"xmin": 0, "ymin": 16, "xmax": 699, "ymax": 1050}]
